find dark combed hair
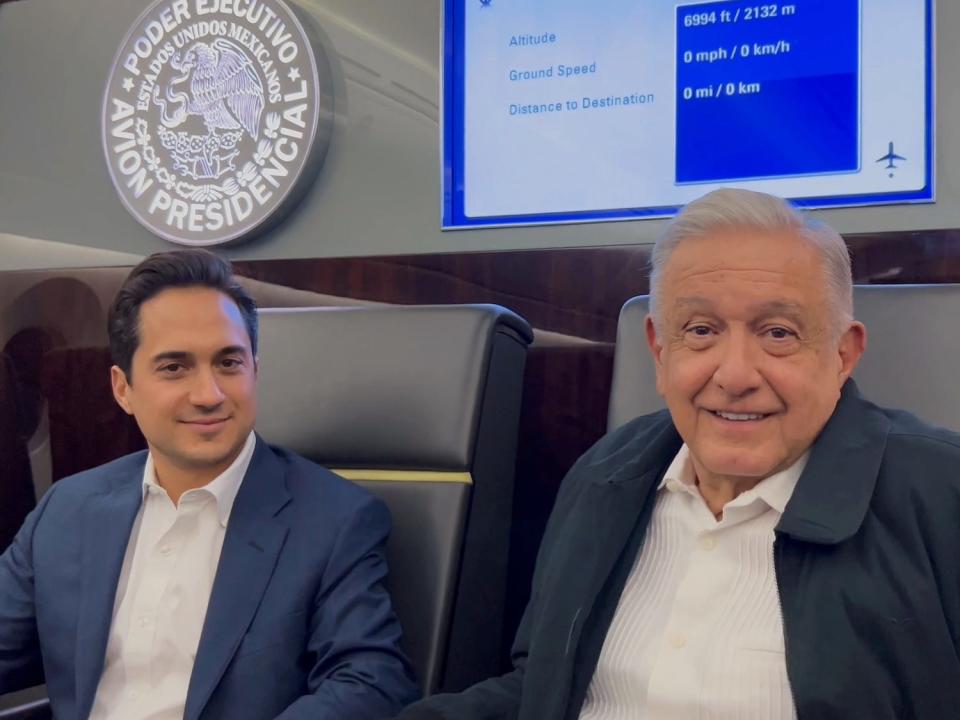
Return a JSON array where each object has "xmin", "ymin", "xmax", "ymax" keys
[{"xmin": 108, "ymin": 249, "xmax": 258, "ymax": 380}]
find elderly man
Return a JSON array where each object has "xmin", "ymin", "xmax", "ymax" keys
[{"xmin": 397, "ymin": 189, "xmax": 960, "ymax": 719}]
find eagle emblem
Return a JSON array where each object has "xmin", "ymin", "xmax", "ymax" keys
[{"xmin": 152, "ymin": 38, "xmax": 265, "ymax": 180}]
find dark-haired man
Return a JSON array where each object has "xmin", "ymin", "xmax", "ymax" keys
[{"xmin": 0, "ymin": 250, "xmax": 418, "ymax": 719}]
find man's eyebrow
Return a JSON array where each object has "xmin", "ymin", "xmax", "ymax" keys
[
  {"xmin": 750, "ymin": 301, "xmax": 805, "ymax": 322},
  {"xmin": 150, "ymin": 351, "xmax": 192, "ymax": 364},
  {"xmin": 215, "ymin": 345, "xmax": 250, "ymax": 357},
  {"xmin": 149, "ymin": 347, "xmax": 249, "ymax": 364},
  {"xmin": 671, "ymin": 298, "xmax": 808, "ymax": 328},
  {"xmin": 673, "ymin": 297, "xmax": 715, "ymax": 312}
]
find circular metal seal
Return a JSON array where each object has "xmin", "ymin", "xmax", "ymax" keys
[{"xmin": 102, "ymin": 0, "xmax": 331, "ymax": 246}]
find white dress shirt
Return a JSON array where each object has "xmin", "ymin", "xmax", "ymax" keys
[
  {"xmin": 89, "ymin": 432, "xmax": 256, "ymax": 720},
  {"xmin": 579, "ymin": 444, "xmax": 808, "ymax": 720}
]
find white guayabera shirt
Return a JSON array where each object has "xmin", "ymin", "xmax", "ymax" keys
[{"xmin": 579, "ymin": 444, "xmax": 807, "ymax": 720}]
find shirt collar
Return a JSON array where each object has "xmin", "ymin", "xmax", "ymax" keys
[
  {"xmin": 659, "ymin": 443, "xmax": 808, "ymax": 516},
  {"xmin": 141, "ymin": 431, "xmax": 257, "ymax": 527}
]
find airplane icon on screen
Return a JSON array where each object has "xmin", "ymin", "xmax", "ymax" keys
[{"xmin": 876, "ymin": 142, "xmax": 906, "ymax": 172}]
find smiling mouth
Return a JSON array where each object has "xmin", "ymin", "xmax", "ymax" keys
[
  {"xmin": 183, "ymin": 418, "xmax": 230, "ymax": 426},
  {"xmin": 710, "ymin": 410, "xmax": 772, "ymax": 422}
]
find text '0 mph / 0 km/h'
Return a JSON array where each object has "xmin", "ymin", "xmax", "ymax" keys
[
  {"xmin": 682, "ymin": 40, "xmax": 791, "ymax": 64},
  {"xmin": 682, "ymin": 81, "xmax": 762, "ymax": 100}
]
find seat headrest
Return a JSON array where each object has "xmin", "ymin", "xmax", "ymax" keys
[{"xmin": 255, "ymin": 304, "xmax": 533, "ymax": 468}]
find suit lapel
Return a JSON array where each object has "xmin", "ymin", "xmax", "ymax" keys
[
  {"xmin": 544, "ymin": 419, "xmax": 681, "ymax": 720},
  {"xmin": 561, "ymin": 466, "xmax": 662, "ymax": 661},
  {"xmin": 571, "ymin": 420, "xmax": 681, "ymax": 636},
  {"xmin": 74, "ymin": 458, "xmax": 146, "ymax": 720},
  {"xmin": 184, "ymin": 439, "xmax": 291, "ymax": 720}
]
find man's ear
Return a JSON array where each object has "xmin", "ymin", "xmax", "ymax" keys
[
  {"xmin": 645, "ymin": 314, "xmax": 667, "ymax": 396},
  {"xmin": 837, "ymin": 321, "xmax": 867, "ymax": 384},
  {"xmin": 111, "ymin": 365, "xmax": 135, "ymax": 416},
  {"xmin": 253, "ymin": 355, "xmax": 259, "ymax": 377}
]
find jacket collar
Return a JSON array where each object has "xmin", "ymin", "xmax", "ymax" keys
[
  {"xmin": 139, "ymin": 431, "xmax": 257, "ymax": 527},
  {"xmin": 777, "ymin": 379, "xmax": 889, "ymax": 544},
  {"xmin": 589, "ymin": 413, "xmax": 683, "ymax": 488},
  {"xmin": 600, "ymin": 380, "xmax": 888, "ymax": 546}
]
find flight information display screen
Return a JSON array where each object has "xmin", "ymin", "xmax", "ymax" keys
[{"xmin": 441, "ymin": 0, "xmax": 934, "ymax": 229}]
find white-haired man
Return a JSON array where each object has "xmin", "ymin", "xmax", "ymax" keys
[{"xmin": 396, "ymin": 189, "xmax": 960, "ymax": 719}]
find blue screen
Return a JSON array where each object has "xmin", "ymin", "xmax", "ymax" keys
[
  {"xmin": 442, "ymin": 0, "xmax": 933, "ymax": 229},
  {"xmin": 676, "ymin": 0, "xmax": 860, "ymax": 183}
]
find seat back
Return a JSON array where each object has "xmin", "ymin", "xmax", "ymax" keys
[
  {"xmin": 40, "ymin": 347, "xmax": 145, "ymax": 480},
  {"xmin": 849, "ymin": 285, "xmax": 960, "ymax": 430},
  {"xmin": 608, "ymin": 286, "xmax": 960, "ymax": 432},
  {"xmin": 0, "ymin": 352, "xmax": 36, "ymax": 552},
  {"xmin": 607, "ymin": 296, "xmax": 660, "ymax": 431},
  {"xmin": 255, "ymin": 304, "xmax": 533, "ymax": 695}
]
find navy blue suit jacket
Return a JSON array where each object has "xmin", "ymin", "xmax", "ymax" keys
[{"xmin": 0, "ymin": 436, "xmax": 419, "ymax": 719}]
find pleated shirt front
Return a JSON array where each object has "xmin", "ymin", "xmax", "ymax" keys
[{"xmin": 579, "ymin": 444, "xmax": 807, "ymax": 720}]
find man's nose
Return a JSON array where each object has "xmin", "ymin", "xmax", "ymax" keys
[
  {"xmin": 190, "ymin": 368, "xmax": 226, "ymax": 407},
  {"xmin": 711, "ymin": 330, "xmax": 762, "ymax": 397}
]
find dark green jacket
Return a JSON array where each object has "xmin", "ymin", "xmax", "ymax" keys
[{"xmin": 399, "ymin": 381, "xmax": 960, "ymax": 719}]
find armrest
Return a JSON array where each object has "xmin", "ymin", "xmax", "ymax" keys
[{"xmin": 0, "ymin": 699, "xmax": 51, "ymax": 720}]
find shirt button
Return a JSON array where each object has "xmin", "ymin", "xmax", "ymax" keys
[
  {"xmin": 699, "ymin": 536, "xmax": 717, "ymax": 551},
  {"xmin": 670, "ymin": 634, "xmax": 686, "ymax": 649},
  {"xmin": 138, "ymin": 616, "xmax": 150, "ymax": 628},
  {"xmin": 160, "ymin": 545, "xmax": 172, "ymax": 555}
]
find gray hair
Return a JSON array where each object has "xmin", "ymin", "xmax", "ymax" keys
[{"xmin": 649, "ymin": 188, "xmax": 853, "ymax": 338}]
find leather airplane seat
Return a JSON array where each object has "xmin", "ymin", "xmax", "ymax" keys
[
  {"xmin": 0, "ymin": 353, "xmax": 35, "ymax": 554},
  {"xmin": 255, "ymin": 304, "xmax": 534, "ymax": 696}
]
